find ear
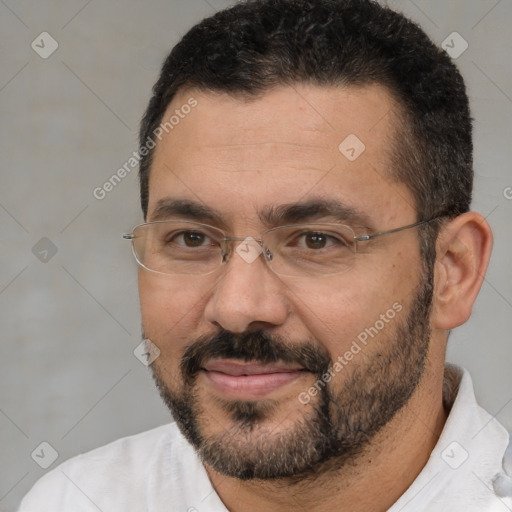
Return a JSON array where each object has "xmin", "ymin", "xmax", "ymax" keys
[{"xmin": 432, "ymin": 212, "xmax": 493, "ymax": 330}]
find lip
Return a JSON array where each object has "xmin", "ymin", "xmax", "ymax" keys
[{"xmin": 201, "ymin": 359, "xmax": 305, "ymax": 398}]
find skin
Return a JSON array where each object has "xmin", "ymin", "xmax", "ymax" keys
[{"xmin": 138, "ymin": 84, "xmax": 493, "ymax": 512}]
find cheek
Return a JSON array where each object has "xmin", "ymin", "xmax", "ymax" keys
[
  {"xmin": 289, "ymin": 258, "xmax": 415, "ymax": 357},
  {"xmin": 138, "ymin": 272, "xmax": 208, "ymax": 356},
  {"xmin": 289, "ymin": 285, "xmax": 382, "ymax": 357}
]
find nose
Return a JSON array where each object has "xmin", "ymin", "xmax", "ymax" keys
[{"xmin": 204, "ymin": 242, "xmax": 290, "ymax": 333}]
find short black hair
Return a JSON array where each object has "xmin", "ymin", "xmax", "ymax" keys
[{"xmin": 139, "ymin": 0, "xmax": 473, "ymax": 268}]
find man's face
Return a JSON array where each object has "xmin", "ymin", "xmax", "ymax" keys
[{"xmin": 138, "ymin": 84, "xmax": 433, "ymax": 479}]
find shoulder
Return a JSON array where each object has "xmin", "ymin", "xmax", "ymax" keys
[
  {"xmin": 18, "ymin": 423, "xmax": 183, "ymax": 511},
  {"xmin": 391, "ymin": 366, "xmax": 512, "ymax": 511}
]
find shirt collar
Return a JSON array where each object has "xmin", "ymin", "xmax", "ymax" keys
[{"xmin": 389, "ymin": 364, "xmax": 510, "ymax": 511}]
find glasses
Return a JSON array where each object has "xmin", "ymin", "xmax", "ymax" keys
[{"xmin": 123, "ymin": 218, "xmax": 440, "ymax": 278}]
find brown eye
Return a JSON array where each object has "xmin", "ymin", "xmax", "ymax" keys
[
  {"xmin": 168, "ymin": 231, "xmax": 210, "ymax": 248},
  {"xmin": 304, "ymin": 232, "xmax": 328, "ymax": 249},
  {"xmin": 289, "ymin": 230, "xmax": 351, "ymax": 251},
  {"xmin": 182, "ymin": 231, "xmax": 206, "ymax": 247}
]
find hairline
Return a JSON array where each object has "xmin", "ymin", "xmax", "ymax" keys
[{"xmin": 141, "ymin": 80, "xmax": 419, "ymax": 220}]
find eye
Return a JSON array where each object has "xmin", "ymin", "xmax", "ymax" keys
[
  {"xmin": 302, "ymin": 232, "xmax": 330, "ymax": 249},
  {"xmin": 295, "ymin": 231, "xmax": 348, "ymax": 250},
  {"xmin": 169, "ymin": 230, "xmax": 214, "ymax": 248}
]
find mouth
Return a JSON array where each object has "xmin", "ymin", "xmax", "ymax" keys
[{"xmin": 200, "ymin": 359, "xmax": 307, "ymax": 398}]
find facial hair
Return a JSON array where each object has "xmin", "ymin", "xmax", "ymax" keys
[{"xmin": 149, "ymin": 272, "xmax": 433, "ymax": 481}]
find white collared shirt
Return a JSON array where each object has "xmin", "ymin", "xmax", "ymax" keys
[{"xmin": 18, "ymin": 366, "xmax": 512, "ymax": 511}]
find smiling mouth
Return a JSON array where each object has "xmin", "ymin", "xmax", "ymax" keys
[{"xmin": 200, "ymin": 359, "xmax": 307, "ymax": 398}]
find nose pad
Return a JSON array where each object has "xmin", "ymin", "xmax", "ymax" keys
[
  {"xmin": 234, "ymin": 238, "xmax": 264, "ymax": 266},
  {"xmin": 204, "ymin": 242, "xmax": 289, "ymax": 332},
  {"xmin": 220, "ymin": 239, "xmax": 273, "ymax": 270}
]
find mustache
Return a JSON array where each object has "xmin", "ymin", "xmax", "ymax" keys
[{"xmin": 180, "ymin": 329, "xmax": 331, "ymax": 381}]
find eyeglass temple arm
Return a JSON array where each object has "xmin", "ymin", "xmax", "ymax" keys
[{"xmin": 355, "ymin": 218, "xmax": 441, "ymax": 242}]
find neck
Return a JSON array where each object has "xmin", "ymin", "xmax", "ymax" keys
[{"xmin": 205, "ymin": 364, "xmax": 448, "ymax": 512}]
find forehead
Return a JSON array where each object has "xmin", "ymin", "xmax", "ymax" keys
[{"xmin": 147, "ymin": 84, "xmax": 416, "ymax": 227}]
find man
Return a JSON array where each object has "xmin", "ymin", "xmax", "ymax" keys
[{"xmin": 19, "ymin": 0, "xmax": 511, "ymax": 510}]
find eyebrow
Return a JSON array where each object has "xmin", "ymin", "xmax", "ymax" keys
[
  {"xmin": 259, "ymin": 199, "xmax": 373, "ymax": 229},
  {"xmin": 149, "ymin": 197, "xmax": 373, "ymax": 230},
  {"xmin": 149, "ymin": 198, "xmax": 227, "ymax": 227}
]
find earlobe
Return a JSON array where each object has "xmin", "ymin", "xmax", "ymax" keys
[{"xmin": 432, "ymin": 212, "xmax": 493, "ymax": 330}]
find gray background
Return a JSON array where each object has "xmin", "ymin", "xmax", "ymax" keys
[{"xmin": 0, "ymin": 1, "xmax": 511, "ymax": 510}]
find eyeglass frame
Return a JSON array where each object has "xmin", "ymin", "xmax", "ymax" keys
[{"xmin": 122, "ymin": 216, "xmax": 444, "ymax": 277}]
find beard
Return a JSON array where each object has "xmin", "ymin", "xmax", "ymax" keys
[{"xmin": 148, "ymin": 271, "xmax": 433, "ymax": 482}]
